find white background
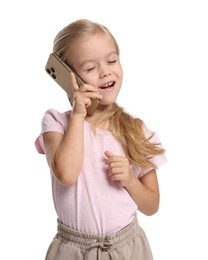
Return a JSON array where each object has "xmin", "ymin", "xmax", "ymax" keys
[{"xmin": 0, "ymin": 0, "xmax": 207, "ymax": 259}]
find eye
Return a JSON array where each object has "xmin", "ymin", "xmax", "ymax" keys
[
  {"xmin": 108, "ymin": 60, "xmax": 117, "ymax": 64},
  {"xmin": 86, "ymin": 67, "xmax": 95, "ymax": 72}
]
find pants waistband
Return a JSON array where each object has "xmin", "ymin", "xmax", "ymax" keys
[{"xmin": 56, "ymin": 218, "xmax": 141, "ymax": 259}]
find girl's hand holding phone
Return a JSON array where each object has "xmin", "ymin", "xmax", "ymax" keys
[{"xmin": 70, "ymin": 72, "xmax": 102, "ymax": 117}]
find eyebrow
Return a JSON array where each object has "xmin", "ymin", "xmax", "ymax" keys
[{"xmin": 80, "ymin": 51, "xmax": 118, "ymax": 68}]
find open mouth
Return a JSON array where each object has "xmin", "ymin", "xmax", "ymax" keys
[{"xmin": 99, "ymin": 81, "xmax": 115, "ymax": 89}]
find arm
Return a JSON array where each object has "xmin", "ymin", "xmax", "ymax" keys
[
  {"xmin": 105, "ymin": 151, "xmax": 160, "ymax": 216},
  {"xmin": 43, "ymin": 114, "xmax": 85, "ymax": 186},
  {"xmin": 123, "ymin": 169, "xmax": 160, "ymax": 216},
  {"xmin": 43, "ymin": 73, "xmax": 102, "ymax": 186}
]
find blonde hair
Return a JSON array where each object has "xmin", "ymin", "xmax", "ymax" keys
[
  {"xmin": 53, "ymin": 19, "xmax": 165, "ymax": 169},
  {"xmin": 53, "ymin": 19, "xmax": 119, "ymax": 67}
]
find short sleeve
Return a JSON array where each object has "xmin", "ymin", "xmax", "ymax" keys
[
  {"xmin": 35, "ymin": 109, "xmax": 70, "ymax": 154},
  {"xmin": 132, "ymin": 127, "xmax": 167, "ymax": 179}
]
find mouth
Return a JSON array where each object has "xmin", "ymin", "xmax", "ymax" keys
[{"xmin": 99, "ymin": 81, "xmax": 115, "ymax": 89}]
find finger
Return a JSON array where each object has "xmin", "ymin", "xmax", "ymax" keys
[
  {"xmin": 109, "ymin": 167, "xmax": 123, "ymax": 175},
  {"xmin": 79, "ymin": 84, "xmax": 100, "ymax": 94},
  {"xmin": 70, "ymin": 72, "xmax": 79, "ymax": 91},
  {"xmin": 111, "ymin": 173, "xmax": 122, "ymax": 181},
  {"xmin": 105, "ymin": 152, "xmax": 127, "ymax": 168},
  {"xmin": 105, "ymin": 151, "xmax": 115, "ymax": 165},
  {"xmin": 104, "ymin": 151, "xmax": 114, "ymax": 158},
  {"xmin": 73, "ymin": 95, "xmax": 92, "ymax": 108},
  {"xmin": 108, "ymin": 161, "xmax": 124, "ymax": 169},
  {"xmin": 79, "ymin": 87, "xmax": 102, "ymax": 100}
]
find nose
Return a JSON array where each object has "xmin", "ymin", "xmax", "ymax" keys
[{"xmin": 99, "ymin": 65, "xmax": 111, "ymax": 78}]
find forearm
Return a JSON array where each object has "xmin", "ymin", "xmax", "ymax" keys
[
  {"xmin": 124, "ymin": 175, "xmax": 160, "ymax": 216},
  {"xmin": 53, "ymin": 114, "xmax": 84, "ymax": 185},
  {"xmin": 105, "ymin": 152, "xmax": 160, "ymax": 215}
]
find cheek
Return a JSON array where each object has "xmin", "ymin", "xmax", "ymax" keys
[
  {"xmin": 85, "ymin": 76, "xmax": 98, "ymax": 86},
  {"xmin": 78, "ymin": 71, "xmax": 98, "ymax": 85},
  {"xmin": 116, "ymin": 65, "xmax": 123, "ymax": 79}
]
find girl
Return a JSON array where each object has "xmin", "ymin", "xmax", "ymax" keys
[{"xmin": 35, "ymin": 19, "xmax": 166, "ymax": 260}]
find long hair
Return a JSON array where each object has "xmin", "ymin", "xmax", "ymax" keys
[{"xmin": 53, "ymin": 19, "xmax": 165, "ymax": 169}]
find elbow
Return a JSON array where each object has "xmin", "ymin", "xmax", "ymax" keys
[
  {"xmin": 56, "ymin": 173, "xmax": 78, "ymax": 186},
  {"xmin": 145, "ymin": 193, "xmax": 160, "ymax": 216},
  {"xmin": 138, "ymin": 198, "xmax": 160, "ymax": 216},
  {"xmin": 51, "ymin": 165, "xmax": 79, "ymax": 186},
  {"xmin": 144, "ymin": 205, "xmax": 159, "ymax": 216}
]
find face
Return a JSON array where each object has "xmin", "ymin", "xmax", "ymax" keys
[{"xmin": 70, "ymin": 33, "xmax": 123, "ymax": 106}]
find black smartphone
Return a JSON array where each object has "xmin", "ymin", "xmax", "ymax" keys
[{"xmin": 45, "ymin": 52, "xmax": 99, "ymax": 116}]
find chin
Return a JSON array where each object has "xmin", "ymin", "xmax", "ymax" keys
[
  {"xmin": 99, "ymin": 101, "xmax": 116, "ymax": 107},
  {"xmin": 99, "ymin": 97, "xmax": 117, "ymax": 105}
]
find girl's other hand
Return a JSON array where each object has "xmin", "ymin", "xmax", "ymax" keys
[{"xmin": 104, "ymin": 151, "xmax": 133, "ymax": 187}]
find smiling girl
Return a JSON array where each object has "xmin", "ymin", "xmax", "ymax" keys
[{"xmin": 35, "ymin": 19, "xmax": 166, "ymax": 260}]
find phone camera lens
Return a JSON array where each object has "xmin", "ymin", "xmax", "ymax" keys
[
  {"xmin": 46, "ymin": 68, "xmax": 51, "ymax": 74},
  {"xmin": 52, "ymin": 74, "xmax": 56, "ymax": 79},
  {"xmin": 51, "ymin": 67, "xmax": 55, "ymax": 73}
]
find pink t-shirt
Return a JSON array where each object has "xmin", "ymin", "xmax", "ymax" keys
[{"xmin": 35, "ymin": 109, "xmax": 166, "ymax": 235}]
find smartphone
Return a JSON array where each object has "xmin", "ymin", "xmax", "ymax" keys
[{"xmin": 45, "ymin": 52, "xmax": 99, "ymax": 116}]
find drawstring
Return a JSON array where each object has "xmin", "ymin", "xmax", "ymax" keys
[
  {"xmin": 57, "ymin": 218, "xmax": 139, "ymax": 259},
  {"xmin": 85, "ymin": 240, "xmax": 118, "ymax": 260}
]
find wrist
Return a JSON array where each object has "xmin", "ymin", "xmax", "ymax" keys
[
  {"xmin": 70, "ymin": 111, "xmax": 86, "ymax": 121},
  {"xmin": 66, "ymin": 113, "xmax": 85, "ymax": 132},
  {"xmin": 122, "ymin": 174, "xmax": 137, "ymax": 189}
]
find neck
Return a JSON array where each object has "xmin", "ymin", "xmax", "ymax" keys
[{"xmin": 85, "ymin": 104, "xmax": 116, "ymax": 130}]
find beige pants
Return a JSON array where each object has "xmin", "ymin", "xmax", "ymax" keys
[{"xmin": 45, "ymin": 218, "xmax": 153, "ymax": 260}]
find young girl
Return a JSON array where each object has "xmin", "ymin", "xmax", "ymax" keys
[{"xmin": 35, "ymin": 19, "xmax": 166, "ymax": 260}]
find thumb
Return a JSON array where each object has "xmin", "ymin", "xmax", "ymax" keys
[{"xmin": 104, "ymin": 151, "xmax": 114, "ymax": 158}]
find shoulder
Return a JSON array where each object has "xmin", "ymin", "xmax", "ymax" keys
[
  {"xmin": 35, "ymin": 109, "xmax": 71, "ymax": 154},
  {"xmin": 41, "ymin": 108, "xmax": 71, "ymax": 133},
  {"xmin": 42, "ymin": 108, "xmax": 70, "ymax": 123},
  {"xmin": 141, "ymin": 122, "xmax": 159, "ymax": 142}
]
